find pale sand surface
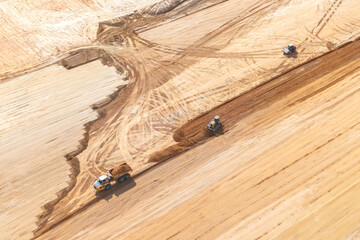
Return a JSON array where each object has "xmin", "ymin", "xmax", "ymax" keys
[
  {"xmin": 40, "ymin": 40, "xmax": 360, "ymax": 239},
  {"xmin": 45, "ymin": 0, "xmax": 360, "ymax": 225},
  {"xmin": 0, "ymin": 0, "xmax": 164, "ymax": 79},
  {"xmin": 1, "ymin": 0, "xmax": 360, "ymax": 239},
  {"xmin": 0, "ymin": 61, "xmax": 126, "ymax": 239}
]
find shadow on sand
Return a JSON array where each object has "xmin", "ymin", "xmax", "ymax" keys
[
  {"xmin": 206, "ymin": 124, "xmax": 225, "ymax": 137},
  {"xmin": 95, "ymin": 178, "xmax": 137, "ymax": 202},
  {"xmin": 285, "ymin": 50, "xmax": 298, "ymax": 58}
]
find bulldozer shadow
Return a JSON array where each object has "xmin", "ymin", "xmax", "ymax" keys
[
  {"xmin": 95, "ymin": 178, "xmax": 136, "ymax": 201},
  {"xmin": 285, "ymin": 51, "xmax": 298, "ymax": 58},
  {"xmin": 205, "ymin": 124, "xmax": 225, "ymax": 137}
]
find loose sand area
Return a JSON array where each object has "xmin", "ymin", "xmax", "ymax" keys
[
  {"xmin": 0, "ymin": 0, "xmax": 166, "ymax": 79},
  {"xmin": 0, "ymin": 61, "xmax": 127, "ymax": 239},
  {"xmin": 40, "ymin": 39, "xmax": 360, "ymax": 240},
  {"xmin": 1, "ymin": 0, "xmax": 359, "ymax": 239}
]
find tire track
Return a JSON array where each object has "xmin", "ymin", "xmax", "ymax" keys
[
  {"xmin": 149, "ymin": 38, "xmax": 360, "ymax": 162},
  {"xmin": 32, "ymin": 0, "xmax": 360, "ymax": 237},
  {"xmin": 312, "ymin": 0, "xmax": 344, "ymax": 36}
]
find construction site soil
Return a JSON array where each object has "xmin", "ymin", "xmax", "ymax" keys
[
  {"xmin": 151, "ymin": 39, "xmax": 360, "ymax": 162},
  {"xmin": 1, "ymin": 0, "xmax": 360, "ymax": 239},
  {"xmin": 38, "ymin": 36, "xmax": 360, "ymax": 239}
]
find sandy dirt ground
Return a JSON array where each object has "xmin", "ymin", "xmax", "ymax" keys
[
  {"xmin": 0, "ymin": 61, "xmax": 127, "ymax": 239},
  {"xmin": 1, "ymin": 0, "xmax": 360, "ymax": 239},
  {"xmin": 0, "ymin": 0, "xmax": 167, "ymax": 79},
  {"xmin": 39, "ymin": 39, "xmax": 360, "ymax": 239},
  {"xmin": 41, "ymin": 0, "xmax": 360, "ymax": 229}
]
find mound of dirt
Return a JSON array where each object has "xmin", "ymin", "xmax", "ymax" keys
[
  {"xmin": 149, "ymin": 129, "xmax": 213, "ymax": 162},
  {"xmin": 111, "ymin": 163, "xmax": 132, "ymax": 176},
  {"xmin": 143, "ymin": 0, "xmax": 187, "ymax": 15},
  {"xmin": 60, "ymin": 49, "xmax": 102, "ymax": 69},
  {"xmin": 149, "ymin": 38, "xmax": 360, "ymax": 163}
]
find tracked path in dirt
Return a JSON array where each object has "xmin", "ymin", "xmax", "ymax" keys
[
  {"xmin": 150, "ymin": 39, "xmax": 360, "ymax": 161},
  {"xmin": 0, "ymin": 61, "xmax": 128, "ymax": 240},
  {"xmin": 0, "ymin": 0, "xmax": 170, "ymax": 80},
  {"xmin": 2, "ymin": 0, "xmax": 359, "ymax": 239},
  {"xmin": 39, "ymin": 37, "xmax": 360, "ymax": 240},
  {"xmin": 32, "ymin": 0, "xmax": 360, "ymax": 236}
]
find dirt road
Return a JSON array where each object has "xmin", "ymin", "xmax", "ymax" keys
[{"xmin": 39, "ymin": 38, "xmax": 360, "ymax": 239}]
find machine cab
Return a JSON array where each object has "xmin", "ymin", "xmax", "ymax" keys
[
  {"xmin": 207, "ymin": 115, "xmax": 222, "ymax": 132},
  {"xmin": 93, "ymin": 175, "xmax": 111, "ymax": 190},
  {"xmin": 288, "ymin": 44, "xmax": 296, "ymax": 51}
]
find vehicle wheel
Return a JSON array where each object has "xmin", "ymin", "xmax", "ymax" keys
[
  {"xmin": 124, "ymin": 173, "xmax": 130, "ymax": 180},
  {"xmin": 118, "ymin": 176, "xmax": 125, "ymax": 183},
  {"xmin": 105, "ymin": 184, "xmax": 111, "ymax": 190}
]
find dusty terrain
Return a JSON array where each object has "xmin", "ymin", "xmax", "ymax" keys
[
  {"xmin": 39, "ymin": 37, "xmax": 360, "ymax": 240},
  {"xmin": 1, "ymin": 0, "xmax": 360, "ymax": 239},
  {"xmin": 0, "ymin": 0, "xmax": 168, "ymax": 79},
  {"xmin": 0, "ymin": 61, "xmax": 127, "ymax": 239}
]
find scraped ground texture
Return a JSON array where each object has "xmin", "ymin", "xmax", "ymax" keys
[
  {"xmin": 40, "ymin": 40, "xmax": 360, "ymax": 239},
  {"xmin": 1, "ymin": 0, "xmax": 359, "ymax": 239},
  {"xmin": 0, "ymin": 61, "xmax": 127, "ymax": 239},
  {"xmin": 0, "ymin": 0, "xmax": 166, "ymax": 79}
]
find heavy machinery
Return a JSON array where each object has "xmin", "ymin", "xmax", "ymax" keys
[
  {"xmin": 93, "ymin": 162, "xmax": 132, "ymax": 191},
  {"xmin": 207, "ymin": 115, "xmax": 222, "ymax": 132},
  {"xmin": 283, "ymin": 44, "xmax": 297, "ymax": 55}
]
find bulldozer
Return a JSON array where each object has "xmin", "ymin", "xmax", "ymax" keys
[
  {"xmin": 93, "ymin": 162, "xmax": 132, "ymax": 191},
  {"xmin": 207, "ymin": 115, "xmax": 222, "ymax": 132},
  {"xmin": 283, "ymin": 43, "xmax": 297, "ymax": 55}
]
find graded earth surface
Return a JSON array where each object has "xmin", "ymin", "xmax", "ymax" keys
[{"xmin": 1, "ymin": 0, "xmax": 359, "ymax": 239}]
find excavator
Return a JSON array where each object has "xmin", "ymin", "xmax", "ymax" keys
[{"xmin": 207, "ymin": 115, "xmax": 222, "ymax": 132}]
